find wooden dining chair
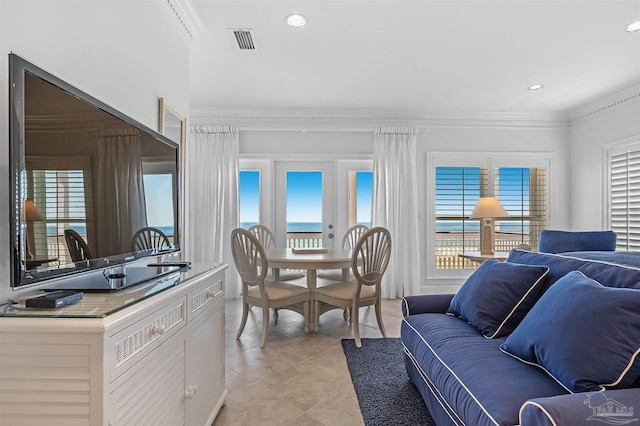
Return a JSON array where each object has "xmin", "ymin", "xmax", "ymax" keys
[
  {"xmin": 64, "ymin": 229, "xmax": 93, "ymax": 262},
  {"xmin": 231, "ymin": 228, "xmax": 311, "ymax": 347},
  {"xmin": 318, "ymin": 224, "xmax": 369, "ymax": 281},
  {"xmin": 130, "ymin": 226, "xmax": 171, "ymax": 252},
  {"xmin": 314, "ymin": 227, "xmax": 391, "ymax": 347},
  {"xmin": 248, "ymin": 224, "xmax": 305, "ymax": 281}
]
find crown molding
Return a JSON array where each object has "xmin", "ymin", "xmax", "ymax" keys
[
  {"xmin": 159, "ymin": 0, "xmax": 203, "ymax": 48},
  {"xmin": 189, "ymin": 108, "xmax": 569, "ymax": 131},
  {"xmin": 568, "ymin": 83, "xmax": 640, "ymax": 125}
]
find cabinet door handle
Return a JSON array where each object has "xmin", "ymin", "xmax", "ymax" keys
[
  {"xmin": 151, "ymin": 324, "xmax": 166, "ymax": 336},
  {"xmin": 205, "ymin": 291, "xmax": 215, "ymax": 299}
]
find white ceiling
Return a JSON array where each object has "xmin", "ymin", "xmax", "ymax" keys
[{"xmin": 188, "ymin": 0, "xmax": 640, "ymax": 114}]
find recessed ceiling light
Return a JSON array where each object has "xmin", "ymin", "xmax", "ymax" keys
[
  {"xmin": 528, "ymin": 84, "xmax": 544, "ymax": 91},
  {"xmin": 626, "ymin": 20, "xmax": 640, "ymax": 32},
  {"xmin": 285, "ymin": 13, "xmax": 307, "ymax": 28}
]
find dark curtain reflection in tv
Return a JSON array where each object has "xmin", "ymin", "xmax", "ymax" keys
[{"xmin": 96, "ymin": 128, "xmax": 148, "ymax": 256}]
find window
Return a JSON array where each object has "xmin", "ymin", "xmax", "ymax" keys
[
  {"xmin": 26, "ymin": 156, "xmax": 93, "ymax": 263},
  {"xmin": 142, "ymin": 174, "xmax": 175, "ymax": 240},
  {"xmin": 431, "ymin": 155, "xmax": 548, "ymax": 272},
  {"xmin": 239, "ymin": 170, "xmax": 260, "ymax": 229},
  {"xmin": 494, "ymin": 167, "xmax": 546, "ymax": 251},
  {"xmin": 239, "ymin": 159, "xmax": 373, "ymax": 247},
  {"xmin": 141, "ymin": 159, "xmax": 177, "ymax": 243},
  {"xmin": 608, "ymin": 143, "xmax": 640, "ymax": 251},
  {"xmin": 435, "ymin": 166, "xmax": 485, "ymax": 269},
  {"xmin": 349, "ymin": 171, "xmax": 373, "ymax": 228}
]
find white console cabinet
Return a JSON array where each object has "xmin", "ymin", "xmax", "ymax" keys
[{"xmin": 0, "ymin": 265, "xmax": 227, "ymax": 426}]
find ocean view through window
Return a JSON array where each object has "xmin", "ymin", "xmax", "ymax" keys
[
  {"xmin": 239, "ymin": 168, "xmax": 373, "ymax": 247},
  {"xmin": 434, "ymin": 162, "xmax": 547, "ymax": 270}
]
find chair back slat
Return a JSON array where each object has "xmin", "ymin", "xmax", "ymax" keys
[
  {"xmin": 352, "ymin": 227, "xmax": 391, "ymax": 287},
  {"xmin": 131, "ymin": 227, "xmax": 170, "ymax": 252},
  {"xmin": 64, "ymin": 229, "xmax": 93, "ymax": 262},
  {"xmin": 248, "ymin": 224, "xmax": 276, "ymax": 249},
  {"xmin": 231, "ymin": 228, "xmax": 268, "ymax": 287},
  {"xmin": 342, "ymin": 224, "xmax": 369, "ymax": 250}
]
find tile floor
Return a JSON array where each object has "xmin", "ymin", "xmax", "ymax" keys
[{"xmin": 213, "ymin": 297, "xmax": 404, "ymax": 426}]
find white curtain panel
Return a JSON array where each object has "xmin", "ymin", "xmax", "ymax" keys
[
  {"xmin": 186, "ymin": 125, "xmax": 239, "ymax": 298},
  {"xmin": 372, "ymin": 126, "xmax": 421, "ymax": 298},
  {"xmin": 96, "ymin": 128, "xmax": 147, "ymax": 256}
]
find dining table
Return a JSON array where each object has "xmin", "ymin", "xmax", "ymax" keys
[{"xmin": 266, "ymin": 248, "xmax": 353, "ymax": 332}]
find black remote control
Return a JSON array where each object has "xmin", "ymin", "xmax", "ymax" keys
[{"xmin": 147, "ymin": 261, "xmax": 191, "ymax": 268}]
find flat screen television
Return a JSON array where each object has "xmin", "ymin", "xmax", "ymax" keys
[{"xmin": 9, "ymin": 53, "xmax": 181, "ymax": 290}]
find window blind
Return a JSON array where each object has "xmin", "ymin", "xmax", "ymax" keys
[
  {"xmin": 494, "ymin": 167, "xmax": 547, "ymax": 250},
  {"xmin": 610, "ymin": 148, "xmax": 640, "ymax": 251},
  {"xmin": 434, "ymin": 166, "xmax": 487, "ymax": 268},
  {"xmin": 434, "ymin": 163, "xmax": 548, "ymax": 270},
  {"xmin": 26, "ymin": 157, "xmax": 93, "ymax": 263}
]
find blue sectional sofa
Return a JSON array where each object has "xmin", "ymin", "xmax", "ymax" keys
[{"xmin": 401, "ymin": 249, "xmax": 640, "ymax": 426}]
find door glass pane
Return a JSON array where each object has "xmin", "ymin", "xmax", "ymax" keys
[
  {"xmin": 287, "ymin": 171, "xmax": 322, "ymax": 247},
  {"xmin": 239, "ymin": 170, "xmax": 260, "ymax": 229},
  {"xmin": 355, "ymin": 171, "xmax": 372, "ymax": 227},
  {"xmin": 143, "ymin": 174, "xmax": 175, "ymax": 243}
]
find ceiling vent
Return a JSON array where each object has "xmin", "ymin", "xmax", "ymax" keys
[{"xmin": 230, "ymin": 29, "xmax": 256, "ymax": 50}]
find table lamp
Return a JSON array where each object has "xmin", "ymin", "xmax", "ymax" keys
[
  {"xmin": 23, "ymin": 199, "xmax": 44, "ymax": 260},
  {"xmin": 469, "ymin": 196, "xmax": 509, "ymax": 256}
]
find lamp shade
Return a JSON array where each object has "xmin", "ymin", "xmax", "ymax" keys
[
  {"xmin": 469, "ymin": 196, "xmax": 509, "ymax": 219},
  {"xmin": 23, "ymin": 199, "xmax": 44, "ymax": 222}
]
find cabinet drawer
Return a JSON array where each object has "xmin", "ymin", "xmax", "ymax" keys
[
  {"xmin": 109, "ymin": 296, "xmax": 186, "ymax": 382},
  {"xmin": 188, "ymin": 273, "xmax": 224, "ymax": 321}
]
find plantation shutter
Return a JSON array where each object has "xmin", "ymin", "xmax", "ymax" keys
[
  {"xmin": 609, "ymin": 147, "xmax": 640, "ymax": 251},
  {"xmin": 434, "ymin": 166, "xmax": 488, "ymax": 268},
  {"xmin": 494, "ymin": 167, "xmax": 547, "ymax": 250},
  {"xmin": 26, "ymin": 156, "xmax": 93, "ymax": 263}
]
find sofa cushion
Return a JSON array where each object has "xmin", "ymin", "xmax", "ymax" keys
[
  {"xmin": 507, "ymin": 249, "xmax": 640, "ymax": 293},
  {"xmin": 401, "ymin": 313, "xmax": 568, "ymax": 426},
  {"xmin": 500, "ymin": 271, "xmax": 640, "ymax": 393},
  {"xmin": 538, "ymin": 229, "xmax": 616, "ymax": 253},
  {"xmin": 447, "ymin": 259, "xmax": 549, "ymax": 338}
]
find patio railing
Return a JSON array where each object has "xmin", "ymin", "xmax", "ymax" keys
[{"xmin": 285, "ymin": 231, "xmax": 531, "ymax": 270}]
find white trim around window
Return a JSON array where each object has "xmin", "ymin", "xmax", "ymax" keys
[{"xmin": 426, "ymin": 152, "xmax": 553, "ymax": 285}]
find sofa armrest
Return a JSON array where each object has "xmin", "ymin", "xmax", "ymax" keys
[
  {"xmin": 520, "ymin": 389, "xmax": 639, "ymax": 426},
  {"xmin": 402, "ymin": 294, "xmax": 454, "ymax": 317}
]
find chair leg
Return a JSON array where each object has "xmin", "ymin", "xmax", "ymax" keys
[
  {"xmin": 375, "ymin": 301, "xmax": 387, "ymax": 337},
  {"xmin": 274, "ymin": 308, "xmax": 279, "ymax": 325},
  {"xmin": 343, "ymin": 308, "xmax": 349, "ymax": 321},
  {"xmin": 352, "ymin": 303, "xmax": 361, "ymax": 347},
  {"xmin": 236, "ymin": 302, "xmax": 250, "ymax": 339},
  {"xmin": 260, "ymin": 305, "xmax": 270, "ymax": 348}
]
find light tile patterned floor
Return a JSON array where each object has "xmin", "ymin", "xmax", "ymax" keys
[{"xmin": 213, "ymin": 297, "xmax": 403, "ymax": 425}]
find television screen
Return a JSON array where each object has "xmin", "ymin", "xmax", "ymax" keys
[{"xmin": 9, "ymin": 53, "xmax": 180, "ymax": 288}]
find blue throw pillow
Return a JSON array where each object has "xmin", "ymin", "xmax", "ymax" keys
[
  {"xmin": 500, "ymin": 271, "xmax": 640, "ymax": 393},
  {"xmin": 447, "ymin": 259, "xmax": 549, "ymax": 338}
]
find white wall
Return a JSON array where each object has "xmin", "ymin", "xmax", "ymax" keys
[
  {"xmin": 0, "ymin": 1, "xmax": 190, "ymax": 302},
  {"xmin": 569, "ymin": 86, "xmax": 640, "ymax": 230}
]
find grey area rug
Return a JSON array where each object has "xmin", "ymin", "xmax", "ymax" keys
[{"xmin": 342, "ymin": 338, "xmax": 436, "ymax": 426}]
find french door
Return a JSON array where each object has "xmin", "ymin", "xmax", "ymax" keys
[{"xmin": 274, "ymin": 161, "xmax": 335, "ymax": 249}]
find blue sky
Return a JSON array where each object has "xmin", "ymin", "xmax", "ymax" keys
[
  {"xmin": 144, "ymin": 174, "xmax": 174, "ymax": 226},
  {"xmin": 239, "ymin": 171, "xmax": 260, "ymax": 222},
  {"xmin": 287, "ymin": 171, "xmax": 322, "ymax": 222},
  {"xmin": 239, "ymin": 170, "xmax": 373, "ymax": 224}
]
